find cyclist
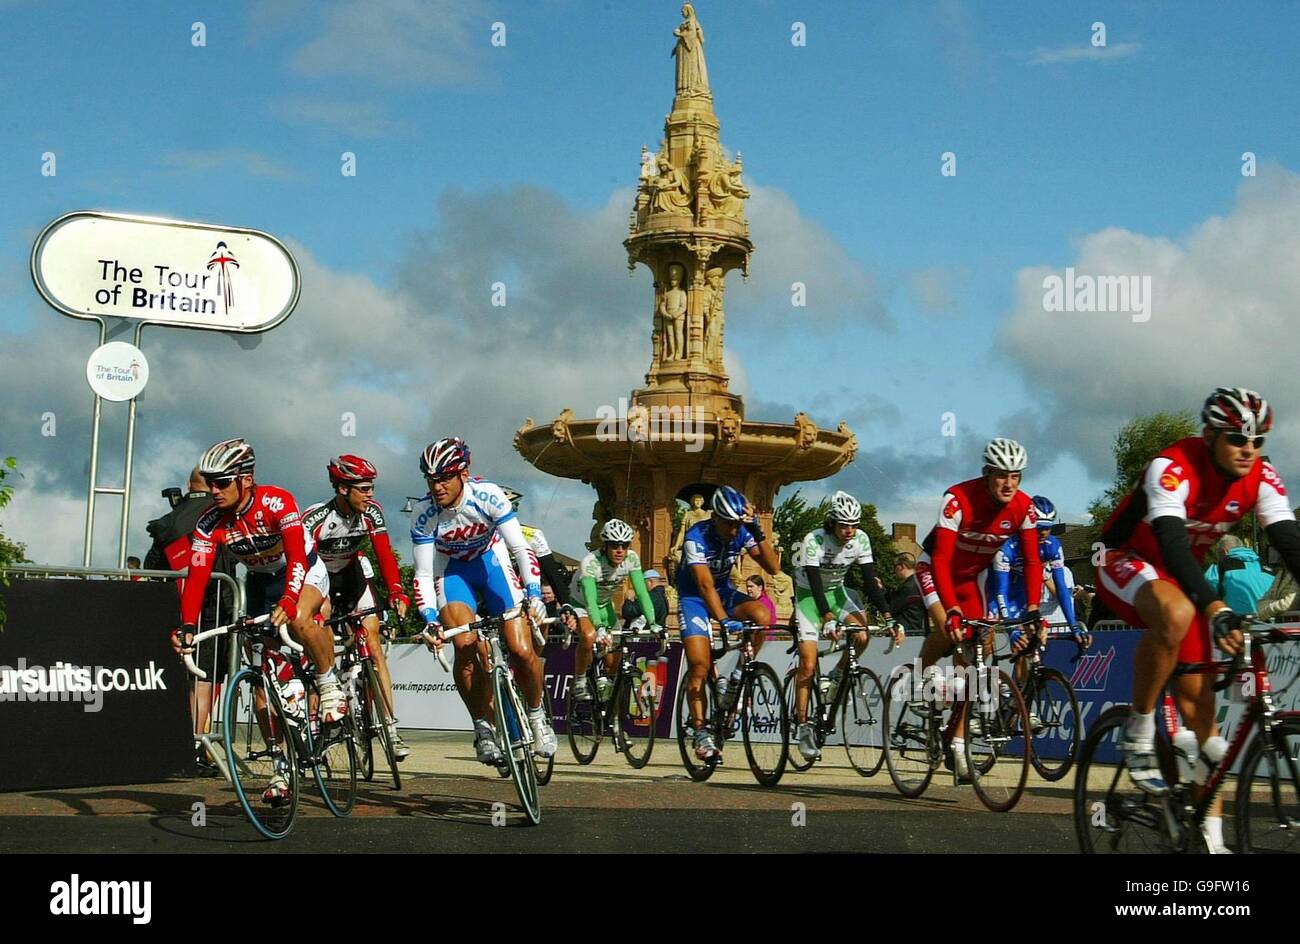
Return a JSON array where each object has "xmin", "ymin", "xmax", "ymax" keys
[
  {"xmin": 303, "ymin": 455, "xmax": 412, "ymax": 761},
  {"xmin": 169, "ymin": 438, "xmax": 337, "ymax": 804},
  {"xmin": 676, "ymin": 485, "xmax": 782, "ymax": 762},
  {"xmin": 567, "ymin": 518, "xmax": 662, "ymax": 700},
  {"xmin": 501, "ymin": 486, "xmax": 572, "ymax": 611},
  {"xmin": 986, "ymin": 495, "xmax": 1091, "ymax": 729},
  {"xmin": 791, "ymin": 490, "xmax": 902, "ymax": 761},
  {"xmin": 410, "ymin": 438, "xmax": 557, "ymax": 763},
  {"xmin": 1096, "ymin": 388, "xmax": 1300, "ymax": 853},
  {"xmin": 916, "ymin": 438, "xmax": 1042, "ymax": 780}
]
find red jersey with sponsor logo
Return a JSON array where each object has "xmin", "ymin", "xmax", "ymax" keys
[
  {"xmin": 922, "ymin": 478, "xmax": 1041, "ymax": 612},
  {"xmin": 1101, "ymin": 437, "xmax": 1293, "ymax": 568},
  {"xmin": 180, "ymin": 484, "xmax": 313, "ymax": 625}
]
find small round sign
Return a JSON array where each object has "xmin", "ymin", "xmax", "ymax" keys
[{"xmin": 86, "ymin": 342, "xmax": 149, "ymax": 401}]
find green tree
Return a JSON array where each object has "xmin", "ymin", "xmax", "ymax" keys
[
  {"xmin": 1088, "ymin": 410, "xmax": 1199, "ymax": 529},
  {"xmin": 0, "ymin": 457, "xmax": 31, "ymax": 632}
]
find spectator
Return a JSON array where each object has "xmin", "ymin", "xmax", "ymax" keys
[
  {"xmin": 143, "ymin": 466, "xmax": 237, "ymax": 772},
  {"xmin": 743, "ymin": 574, "xmax": 777, "ymax": 635},
  {"xmin": 1072, "ymin": 584, "xmax": 1096, "ymax": 628},
  {"xmin": 623, "ymin": 567, "xmax": 670, "ymax": 628},
  {"xmin": 126, "ymin": 556, "xmax": 142, "ymax": 581},
  {"xmin": 1204, "ymin": 535, "xmax": 1273, "ymax": 616},
  {"xmin": 887, "ymin": 552, "xmax": 926, "ymax": 636},
  {"xmin": 1258, "ymin": 512, "xmax": 1300, "ymax": 620},
  {"xmin": 542, "ymin": 582, "xmax": 559, "ymax": 618}
]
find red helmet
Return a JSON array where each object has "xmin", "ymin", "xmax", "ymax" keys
[
  {"xmin": 1202, "ymin": 387, "xmax": 1273, "ymax": 438},
  {"xmin": 328, "ymin": 454, "xmax": 378, "ymax": 485}
]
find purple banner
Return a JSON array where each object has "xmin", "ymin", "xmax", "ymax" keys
[{"xmin": 540, "ymin": 639, "xmax": 683, "ymax": 739}]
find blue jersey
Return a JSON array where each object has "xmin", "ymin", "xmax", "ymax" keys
[
  {"xmin": 988, "ymin": 534, "xmax": 1077, "ymax": 625},
  {"xmin": 675, "ymin": 520, "xmax": 757, "ymax": 596}
]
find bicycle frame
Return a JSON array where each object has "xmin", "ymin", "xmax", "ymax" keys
[{"xmin": 1162, "ymin": 626, "xmax": 1300, "ymax": 827}]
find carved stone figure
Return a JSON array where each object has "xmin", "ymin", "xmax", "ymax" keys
[
  {"xmin": 794, "ymin": 412, "xmax": 817, "ymax": 449},
  {"xmin": 708, "ymin": 160, "xmax": 750, "ymax": 220},
  {"xmin": 672, "ymin": 3, "xmax": 709, "ymax": 98},
  {"xmin": 657, "ymin": 264, "xmax": 687, "ymax": 360},
  {"xmin": 703, "ymin": 267, "xmax": 724, "ymax": 362},
  {"xmin": 650, "ymin": 154, "xmax": 692, "ymax": 215},
  {"xmin": 672, "ymin": 493, "xmax": 709, "ymax": 552},
  {"xmin": 552, "ymin": 408, "xmax": 576, "ymax": 444},
  {"xmin": 718, "ymin": 407, "xmax": 742, "ymax": 443}
]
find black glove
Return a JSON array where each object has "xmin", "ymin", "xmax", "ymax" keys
[{"xmin": 1210, "ymin": 607, "xmax": 1245, "ymax": 644}]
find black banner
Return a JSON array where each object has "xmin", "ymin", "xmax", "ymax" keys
[{"xmin": 0, "ymin": 578, "xmax": 192, "ymax": 791}]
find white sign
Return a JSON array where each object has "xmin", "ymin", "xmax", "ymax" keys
[
  {"xmin": 31, "ymin": 211, "xmax": 300, "ymax": 333},
  {"xmin": 85, "ymin": 342, "xmax": 150, "ymax": 402}
]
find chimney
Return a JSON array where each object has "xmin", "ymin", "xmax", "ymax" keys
[{"xmin": 891, "ymin": 523, "xmax": 916, "ymax": 544}]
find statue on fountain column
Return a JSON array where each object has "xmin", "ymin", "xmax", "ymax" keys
[
  {"xmin": 672, "ymin": 3, "xmax": 710, "ymax": 98},
  {"xmin": 657, "ymin": 264, "xmax": 688, "ymax": 361},
  {"xmin": 707, "ymin": 157, "xmax": 750, "ymax": 221},
  {"xmin": 649, "ymin": 153, "xmax": 692, "ymax": 216},
  {"xmin": 702, "ymin": 267, "xmax": 725, "ymax": 364},
  {"xmin": 668, "ymin": 493, "xmax": 711, "ymax": 577}
]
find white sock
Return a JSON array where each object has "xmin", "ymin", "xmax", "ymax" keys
[
  {"xmin": 951, "ymin": 737, "xmax": 965, "ymax": 755},
  {"xmin": 1126, "ymin": 711, "xmax": 1155, "ymax": 740},
  {"xmin": 1205, "ymin": 815, "xmax": 1225, "ymax": 847},
  {"xmin": 528, "ymin": 706, "xmax": 545, "ymax": 721},
  {"xmin": 316, "ymin": 671, "xmax": 335, "ymax": 689}
]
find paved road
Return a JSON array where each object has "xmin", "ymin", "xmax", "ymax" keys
[{"xmin": 0, "ymin": 733, "xmax": 1080, "ymax": 853}]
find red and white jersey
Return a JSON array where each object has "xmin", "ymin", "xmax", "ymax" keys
[
  {"xmin": 301, "ymin": 497, "xmax": 404, "ymax": 597},
  {"xmin": 181, "ymin": 484, "xmax": 313, "ymax": 625},
  {"xmin": 921, "ymin": 478, "xmax": 1041, "ymax": 612},
  {"xmin": 1101, "ymin": 437, "xmax": 1294, "ymax": 567}
]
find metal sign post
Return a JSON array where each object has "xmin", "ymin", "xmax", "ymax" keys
[{"xmin": 31, "ymin": 210, "xmax": 301, "ymax": 568}]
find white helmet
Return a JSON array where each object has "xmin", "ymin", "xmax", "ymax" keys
[
  {"xmin": 198, "ymin": 438, "xmax": 256, "ymax": 477},
  {"xmin": 828, "ymin": 490, "xmax": 861, "ymax": 525},
  {"xmin": 982, "ymin": 437, "xmax": 1028, "ymax": 472},
  {"xmin": 600, "ymin": 518, "xmax": 635, "ymax": 543}
]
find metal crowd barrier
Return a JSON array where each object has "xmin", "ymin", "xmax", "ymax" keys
[{"xmin": 6, "ymin": 564, "xmax": 244, "ymax": 782}]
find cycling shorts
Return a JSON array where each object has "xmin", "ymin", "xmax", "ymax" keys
[
  {"xmin": 793, "ymin": 586, "xmax": 863, "ymax": 642},
  {"xmin": 678, "ymin": 584, "xmax": 748, "ymax": 640},
  {"xmin": 1096, "ymin": 548, "xmax": 1213, "ymax": 664},
  {"xmin": 436, "ymin": 540, "xmax": 524, "ymax": 616}
]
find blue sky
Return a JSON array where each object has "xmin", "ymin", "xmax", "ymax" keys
[{"xmin": 4, "ymin": 0, "xmax": 1300, "ymax": 563}]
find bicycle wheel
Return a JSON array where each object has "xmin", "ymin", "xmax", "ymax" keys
[
  {"xmin": 675, "ymin": 674, "xmax": 717, "ymax": 782},
  {"xmin": 1027, "ymin": 667, "xmax": 1081, "ymax": 782},
  {"xmin": 882, "ymin": 663, "xmax": 936, "ymax": 798},
  {"xmin": 614, "ymin": 666, "xmax": 657, "ymax": 769},
  {"xmin": 306, "ymin": 699, "xmax": 358, "ymax": 817},
  {"xmin": 533, "ymin": 684, "xmax": 555, "ymax": 785},
  {"xmin": 222, "ymin": 667, "xmax": 300, "ymax": 840},
  {"xmin": 349, "ymin": 667, "xmax": 375, "ymax": 783},
  {"xmin": 783, "ymin": 672, "xmax": 822, "ymax": 772},
  {"xmin": 842, "ymin": 667, "xmax": 886, "ymax": 777},
  {"xmin": 1236, "ymin": 719, "xmax": 1300, "ymax": 853},
  {"xmin": 364, "ymin": 661, "xmax": 401, "ymax": 790},
  {"xmin": 494, "ymin": 668, "xmax": 541, "ymax": 825},
  {"xmin": 741, "ymin": 664, "xmax": 789, "ymax": 787},
  {"xmin": 565, "ymin": 667, "xmax": 602, "ymax": 765},
  {"xmin": 964, "ymin": 670, "xmax": 1030, "ymax": 812},
  {"xmin": 1074, "ymin": 705, "xmax": 1177, "ymax": 853}
]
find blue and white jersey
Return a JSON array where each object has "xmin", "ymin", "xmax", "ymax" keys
[
  {"xmin": 410, "ymin": 477, "xmax": 538, "ymax": 619},
  {"xmin": 987, "ymin": 534, "xmax": 1077, "ymax": 624},
  {"xmin": 410, "ymin": 478, "xmax": 516, "ymax": 560},
  {"xmin": 676, "ymin": 519, "xmax": 758, "ymax": 596}
]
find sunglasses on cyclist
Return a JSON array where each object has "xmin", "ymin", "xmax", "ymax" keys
[
  {"xmin": 1223, "ymin": 433, "xmax": 1265, "ymax": 449},
  {"xmin": 606, "ymin": 541, "xmax": 631, "ymax": 549},
  {"xmin": 350, "ymin": 484, "xmax": 375, "ymax": 494},
  {"xmin": 203, "ymin": 473, "xmax": 239, "ymax": 489}
]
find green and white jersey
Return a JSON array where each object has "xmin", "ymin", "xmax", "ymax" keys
[
  {"xmin": 569, "ymin": 548, "xmax": 643, "ymax": 607},
  {"xmin": 793, "ymin": 528, "xmax": 873, "ymax": 591}
]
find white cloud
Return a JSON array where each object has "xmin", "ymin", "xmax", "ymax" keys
[
  {"xmin": 288, "ymin": 0, "xmax": 486, "ymax": 87},
  {"xmin": 161, "ymin": 149, "xmax": 299, "ymax": 181},
  {"xmin": 1002, "ymin": 164, "xmax": 1300, "ymax": 484},
  {"xmin": 1028, "ymin": 42, "xmax": 1141, "ymax": 66},
  {"xmin": 269, "ymin": 97, "xmax": 407, "ymax": 138}
]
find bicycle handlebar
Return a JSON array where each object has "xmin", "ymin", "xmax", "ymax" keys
[{"xmin": 181, "ymin": 614, "xmax": 272, "ymax": 679}]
